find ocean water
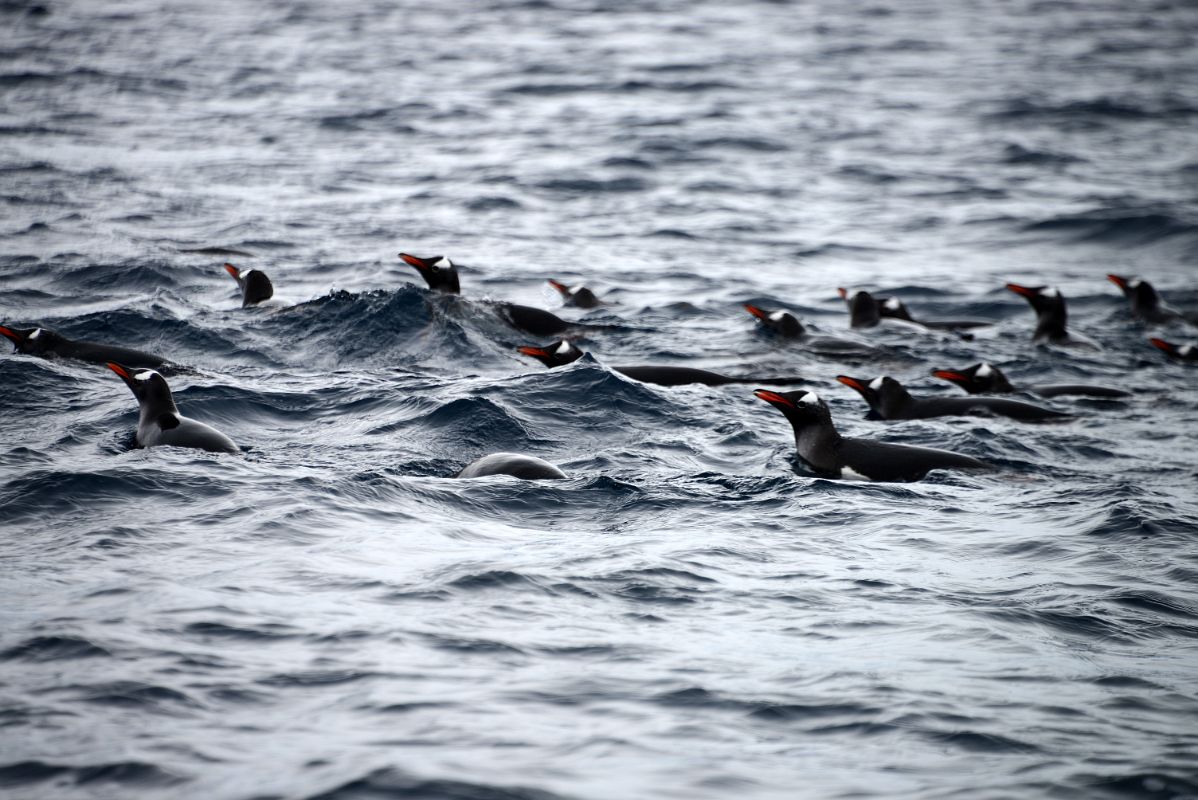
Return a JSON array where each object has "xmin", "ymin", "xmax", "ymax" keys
[{"xmin": 2, "ymin": 0, "xmax": 1198, "ymax": 797}]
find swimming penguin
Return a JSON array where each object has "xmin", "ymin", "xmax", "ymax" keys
[
  {"xmin": 1149, "ymin": 338, "xmax": 1198, "ymax": 362},
  {"xmin": 399, "ymin": 252, "xmax": 577, "ymax": 336},
  {"xmin": 931, "ymin": 362, "xmax": 1131, "ymax": 398},
  {"xmin": 1006, "ymin": 283, "xmax": 1098, "ymax": 347},
  {"xmin": 1, "ymin": 324, "xmax": 169, "ymax": 370},
  {"xmin": 876, "ymin": 296, "xmax": 990, "ymax": 331},
  {"xmin": 456, "ymin": 452, "xmax": 567, "ymax": 479},
  {"xmin": 837, "ymin": 374, "xmax": 1071, "ymax": 422},
  {"xmin": 547, "ymin": 279, "xmax": 604, "ymax": 309},
  {"xmin": 1106, "ymin": 275, "xmax": 1191, "ymax": 325},
  {"xmin": 838, "ymin": 288, "xmax": 889, "ymax": 329},
  {"xmin": 754, "ymin": 389, "xmax": 989, "ymax": 481},
  {"xmin": 106, "ymin": 362, "xmax": 238, "ymax": 453},
  {"xmin": 517, "ymin": 340, "xmax": 806, "ymax": 387},
  {"xmin": 223, "ymin": 263, "xmax": 274, "ymax": 307},
  {"xmin": 744, "ymin": 304, "xmax": 805, "ymax": 337}
]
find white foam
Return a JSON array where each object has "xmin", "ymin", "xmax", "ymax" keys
[
  {"xmin": 840, "ymin": 466, "xmax": 873, "ymax": 482},
  {"xmin": 29, "ymin": 328, "xmax": 41, "ymax": 339},
  {"xmin": 868, "ymin": 376, "xmax": 885, "ymax": 391},
  {"xmin": 976, "ymin": 363, "xmax": 993, "ymax": 378},
  {"xmin": 555, "ymin": 340, "xmax": 572, "ymax": 355},
  {"xmin": 799, "ymin": 391, "xmax": 820, "ymax": 405},
  {"xmin": 134, "ymin": 370, "xmax": 158, "ymax": 382}
]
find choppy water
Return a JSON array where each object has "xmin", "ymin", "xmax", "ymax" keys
[{"xmin": 3, "ymin": 0, "xmax": 1198, "ymax": 797}]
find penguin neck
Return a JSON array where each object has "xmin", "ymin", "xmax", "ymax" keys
[
  {"xmin": 1033, "ymin": 307, "xmax": 1067, "ymax": 341},
  {"xmin": 138, "ymin": 395, "xmax": 179, "ymax": 427},
  {"xmin": 791, "ymin": 419, "xmax": 843, "ymax": 475}
]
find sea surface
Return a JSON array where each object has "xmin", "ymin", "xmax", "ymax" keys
[{"xmin": 2, "ymin": 0, "xmax": 1198, "ymax": 797}]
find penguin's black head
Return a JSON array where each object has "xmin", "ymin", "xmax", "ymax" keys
[
  {"xmin": 1107, "ymin": 274, "xmax": 1160, "ymax": 314},
  {"xmin": 837, "ymin": 374, "xmax": 911, "ymax": 418},
  {"xmin": 548, "ymin": 279, "xmax": 601, "ymax": 309},
  {"xmin": 878, "ymin": 296, "xmax": 915, "ymax": 322},
  {"xmin": 754, "ymin": 388, "xmax": 832, "ymax": 427},
  {"xmin": 0, "ymin": 325, "xmax": 64, "ymax": 355},
  {"xmin": 931, "ymin": 362, "xmax": 1013, "ymax": 394},
  {"xmin": 744, "ymin": 304, "xmax": 805, "ymax": 337},
  {"xmin": 399, "ymin": 252, "xmax": 461, "ymax": 294},
  {"xmin": 838, "ymin": 288, "xmax": 881, "ymax": 328},
  {"xmin": 517, "ymin": 340, "xmax": 585, "ymax": 368},
  {"xmin": 1007, "ymin": 283, "xmax": 1065, "ymax": 317},
  {"xmin": 107, "ymin": 362, "xmax": 178, "ymax": 411},
  {"xmin": 224, "ymin": 263, "xmax": 274, "ymax": 307}
]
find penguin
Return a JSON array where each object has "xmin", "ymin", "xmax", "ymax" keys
[
  {"xmin": 744, "ymin": 304, "xmax": 805, "ymax": 337},
  {"xmin": 838, "ymin": 288, "xmax": 888, "ymax": 329},
  {"xmin": 876, "ymin": 296, "xmax": 990, "ymax": 330},
  {"xmin": 1005, "ymin": 283, "xmax": 1098, "ymax": 347},
  {"xmin": 1106, "ymin": 274, "xmax": 1191, "ymax": 325},
  {"xmin": 223, "ymin": 263, "xmax": 274, "ymax": 307},
  {"xmin": 1, "ymin": 324, "xmax": 169, "ymax": 370},
  {"xmin": 931, "ymin": 362, "xmax": 1131, "ymax": 398},
  {"xmin": 754, "ymin": 389, "xmax": 989, "ymax": 481},
  {"xmin": 456, "ymin": 452, "xmax": 567, "ymax": 479},
  {"xmin": 517, "ymin": 340, "xmax": 806, "ymax": 387},
  {"xmin": 106, "ymin": 362, "xmax": 238, "ymax": 453},
  {"xmin": 837, "ymin": 374, "xmax": 1071, "ymax": 422},
  {"xmin": 399, "ymin": 252, "xmax": 577, "ymax": 336},
  {"xmin": 1149, "ymin": 338, "xmax": 1198, "ymax": 362},
  {"xmin": 547, "ymin": 279, "xmax": 604, "ymax": 309}
]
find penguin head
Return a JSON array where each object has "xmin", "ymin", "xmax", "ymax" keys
[
  {"xmin": 1107, "ymin": 274, "xmax": 1160, "ymax": 313},
  {"xmin": 744, "ymin": 304, "xmax": 805, "ymax": 337},
  {"xmin": 931, "ymin": 362, "xmax": 1014, "ymax": 394},
  {"xmin": 224, "ymin": 263, "xmax": 274, "ymax": 307},
  {"xmin": 1006, "ymin": 283, "xmax": 1066, "ymax": 316},
  {"xmin": 878, "ymin": 296, "xmax": 915, "ymax": 322},
  {"xmin": 0, "ymin": 325, "xmax": 63, "ymax": 355},
  {"xmin": 1150, "ymin": 338, "xmax": 1196, "ymax": 361},
  {"xmin": 548, "ymin": 279, "xmax": 601, "ymax": 309},
  {"xmin": 754, "ymin": 388, "xmax": 832, "ymax": 427},
  {"xmin": 837, "ymin": 374, "xmax": 911, "ymax": 418},
  {"xmin": 517, "ymin": 339, "xmax": 585, "ymax": 368},
  {"xmin": 838, "ymin": 288, "xmax": 881, "ymax": 328},
  {"xmin": 399, "ymin": 252, "xmax": 461, "ymax": 294},
  {"xmin": 106, "ymin": 362, "xmax": 178, "ymax": 413}
]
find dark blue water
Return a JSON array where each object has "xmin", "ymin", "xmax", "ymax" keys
[{"xmin": 3, "ymin": 0, "xmax": 1198, "ymax": 797}]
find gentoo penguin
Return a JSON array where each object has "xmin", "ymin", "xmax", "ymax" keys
[
  {"xmin": 931, "ymin": 362, "xmax": 1131, "ymax": 398},
  {"xmin": 876, "ymin": 296, "xmax": 990, "ymax": 330},
  {"xmin": 1149, "ymin": 338, "xmax": 1198, "ymax": 362},
  {"xmin": 223, "ymin": 263, "xmax": 274, "ymax": 307},
  {"xmin": 1, "ymin": 324, "xmax": 168, "ymax": 370},
  {"xmin": 754, "ymin": 389, "xmax": 989, "ymax": 481},
  {"xmin": 518, "ymin": 340, "xmax": 805, "ymax": 387},
  {"xmin": 457, "ymin": 452, "xmax": 567, "ymax": 479},
  {"xmin": 548, "ymin": 279, "xmax": 603, "ymax": 309},
  {"xmin": 744, "ymin": 304, "xmax": 805, "ymax": 337},
  {"xmin": 106, "ymin": 362, "xmax": 238, "ymax": 453},
  {"xmin": 838, "ymin": 288, "xmax": 888, "ymax": 329},
  {"xmin": 399, "ymin": 252, "xmax": 576, "ymax": 337},
  {"xmin": 1006, "ymin": 283, "xmax": 1097, "ymax": 347},
  {"xmin": 1106, "ymin": 275, "xmax": 1190, "ymax": 325},
  {"xmin": 837, "ymin": 374, "xmax": 1071, "ymax": 421}
]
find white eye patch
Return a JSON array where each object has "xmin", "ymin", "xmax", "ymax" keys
[
  {"xmin": 569, "ymin": 284, "xmax": 584, "ymax": 294},
  {"xmin": 134, "ymin": 370, "xmax": 157, "ymax": 382},
  {"xmin": 555, "ymin": 340, "xmax": 571, "ymax": 355},
  {"xmin": 869, "ymin": 376, "xmax": 885, "ymax": 391},
  {"xmin": 29, "ymin": 328, "xmax": 41, "ymax": 339},
  {"xmin": 1043, "ymin": 287, "xmax": 1061, "ymax": 298},
  {"xmin": 799, "ymin": 392, "xmax": 820, "ymax": 405},
  {"xmin": 1181, "ymin": 345, "xmax": 1195, "ymax": 357},
  {"xmin": 241, "ymin": 268, "xmax": 256, "ymax": 277},
  {"xmin": 976, "ymin": 363, "xmax": 994, "ymax": 378},
  {"xmin": 884, "ymin": 298, "xmax": 901, "ymax": 310},
  {"xmin": 768, "ymin": 310, "xmax": 788, "ymax": 322},
  {"xmin": 441, "ymin": 257, "xmax": 453, "ymax": 269}
]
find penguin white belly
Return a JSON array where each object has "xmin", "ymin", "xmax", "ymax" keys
[{"xmin": 138, "ymin": 416, "xmax": 238, "ymax": 454}]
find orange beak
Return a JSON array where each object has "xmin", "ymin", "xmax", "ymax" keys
[
  {"xmin": 106, "ymin": 362, "xmax": 130, "ymax": 380},
  {"xmin": 931, "ymin": 369, "xmax": 968, "ymax": 383},
  {"xmin": 398, "ymin": 253, "xmax": 431, "ymax": 270},
  {"xmin": 1106, "ymin": 274, "xmax": 1128, "ymax": 289},
  {"xmin": 517, "ymin": 346, "xmax": 549, "ymax": 358},
  {"xmin": 0, "ymin": 325, "xmax": 17, "ymax": 342},
  {"xmin": 547, "ymin": 279, "xmax": 569, "ymax": 294},
  {"xmin": 1149, "ymin": 338, "xmax": 1174, "ymax": 355},
  {"xmin": 1005, "ymin": 283, "xmax": 1036, "ymax": 298},
  {"xmin": 837, "ymin": 287, "xmax": 849, "ymax": 300},
  {"xmin": 744, "ymin": 304, "xmax": 768, "ymax": 320},
  {"xmin": 754, "ymin": 389, "xmax": 794, "ymax": 407},
  {"xmin": 836, "ymin": 375, "xmax": 867, "ymax": 392},
  {"xmin": 223, "ymin": 263, "xmax": 240, "ymax": 278}
]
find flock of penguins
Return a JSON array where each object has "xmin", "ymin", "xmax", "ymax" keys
[{"xmin": 3, "ymin": 253, "xmax": 1196, "ymax": 482}]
